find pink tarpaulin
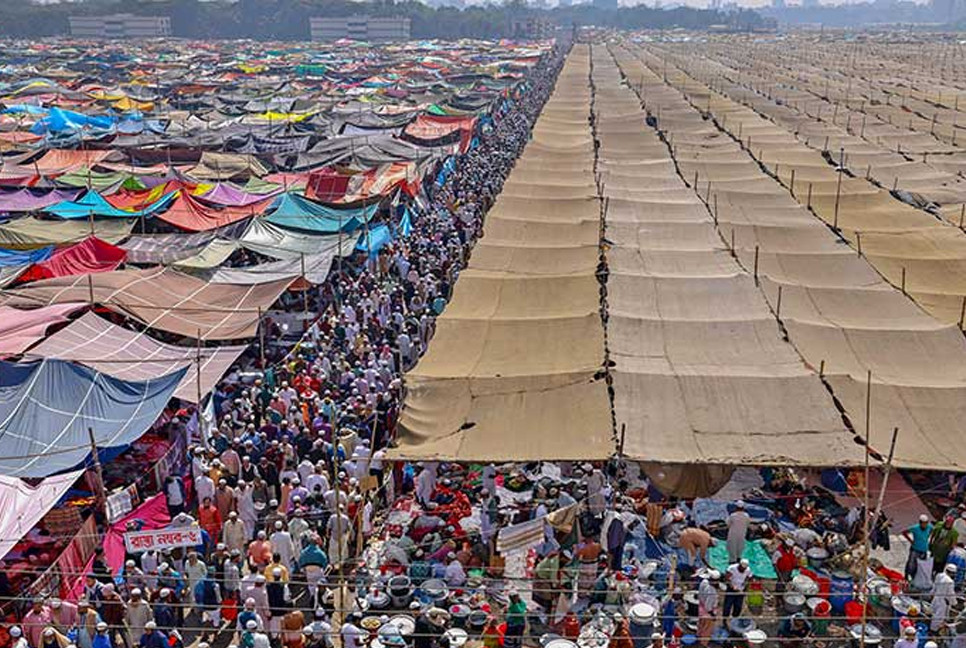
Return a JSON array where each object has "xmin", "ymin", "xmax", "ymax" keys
[
  {"xmin": 0, "ymin": 303, "xmax": 86, "ymax": 356},
  {"xmin": 197, "ymin": 183, "xmax": 281, "ymax": 208},
  {"xmin": 0, "ymin": 470, "xmax": 84, "ymax": 561},
  {"xmin": 0, "ymin": 189, "xmax": 79, "ymax": 212},
  {"xmin": 68, "ymin": 494, "xmax": 171, "ymax": 601},
  {"xmin": 19, "ymin": 237, "xmax": 127, "ymax": 283}
]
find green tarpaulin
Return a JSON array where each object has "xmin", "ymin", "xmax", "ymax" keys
[{"xmin": 708, "ymin": 540, "xmax": 777, "ymax": 580}]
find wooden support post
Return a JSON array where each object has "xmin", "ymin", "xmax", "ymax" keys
[
  {"xmin": 872, "ymin": 428, "xmax": 900, "ymax": 522},
  {"xmin": 300, "ymin": 253, "xmax": 309, "ymax": 316},
  {"xmin": 196, "ymin": 330, "xmax": 203, "ymax": 407},
  {"xmin": 258, "ymin": 306, "xmax": 265, "ymax": 368},
  {"xmin": 88, "ymin": 427, "xmax": 106, "ymax": 517},
  {"xmin": 834, "ymin": 148, "xmax": 844, "ymax": 230},
  {"xmin": 753, "ymin": 245, "xmax": 760, "ymax": 286}
]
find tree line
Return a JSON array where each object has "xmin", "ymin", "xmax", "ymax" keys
[{"xmin": 0, "ymin": 0, "xmax": 772, "ymax": 40}]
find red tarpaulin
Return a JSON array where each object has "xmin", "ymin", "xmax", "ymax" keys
[
  {"xmin": 18, "ymin": 236, "xmax": 126, "ymax": 283},
  {"xmin": 305, "ymin": 163, "xmax": 416, "ymax": 203},
  {"xmin": 158, "ymin": 192, "xmax": 268, "ymax": 231},
  {"xmin": 403, "ymin": 114, "xmax": 476, "ymax": 151},
  {"xmin": 104, "ymin": 185, "xmax": 181, "ymax": 212},
  {"xmin": 305, "ymin": 169, "xmax": 353, "ymax": 202},
  {"xmin": 67, "ymin": 494, "xmax": 171, "ymax": 601}
]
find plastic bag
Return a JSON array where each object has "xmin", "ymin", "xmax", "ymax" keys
[{"xmin": 912, "ymin": 556, "xmax": 934, "ymax": 590}]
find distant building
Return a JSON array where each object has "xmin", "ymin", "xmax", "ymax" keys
[
  {"xmin": 510, "ymin": 16, "xmax": 556, "ymax": 37},
  {"xmin": 309, "ymin": 16, "xmax": 411, "ymax": 41},
  {"xmin": 68, "ymin": 14, "xmax": 171, "ymax": 38}
]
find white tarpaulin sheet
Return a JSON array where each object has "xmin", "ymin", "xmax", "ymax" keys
[{"xmin": 0, "ymin": 470, "xmax": 83, "ymax": 561}]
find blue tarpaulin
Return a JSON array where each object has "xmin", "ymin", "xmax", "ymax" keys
[
  {"xmin": 434, "ymin": 156, "xmax": 457, "ymax": 187},
  {"xmin": 399, "ymin": 208, "xmax": 413, "ymax": 237},
  {"xmin": 265, "ymin": 192, "xmax": 378, "ymax": 234},
  {"xmin": 0, "ymin": 359, "xmax": 185, "ymax": 478},
  {"xmin": 0, "ymin": 245, "xmax": 52, "ymax": 266},
  {"xmin": 691, "ymin": 499, "xmax": 772, "ymax": 527},
  {"xmin": 30, "ymin": 107, "xmax": 116, "ymax": 135},
  {"xmin": 45, "ymin": 190, "xmax": 176, "ymax": 220},
  {"xmin": 355, "ymin": 224, "xmax": 393, "ymax": 257}
]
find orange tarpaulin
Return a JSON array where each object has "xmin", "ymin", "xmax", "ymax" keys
[
  {"xmin": 33, "ymin": 150, "xmax": 111, "ymax": 175},
  {"xmin": 157, "ymin": 193, "xmax": 268, "ymax": 232}
]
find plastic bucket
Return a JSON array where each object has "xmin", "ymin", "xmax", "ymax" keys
[
  {"xmin": 628, "ymin": 602, "xmax": 657, "ymax": 648},
  {"xmin": 830, "ymin": 571, "xmax": 854, "ymax": 613}
]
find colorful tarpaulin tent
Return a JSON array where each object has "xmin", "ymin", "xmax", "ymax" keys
[
  {"xmin": 239, "ymin": 219, "xmax": 349, "ymax": 260},
  {"xmin": 18, "ymin": 236, "xmax": 126, "ymax": 283},
  {"xmin": 0, "ymin": 267, "xmax": 292, "ymax": 340},
  {"xmin": 45, "ymin": 190, "xmax": 176, "ymax": 220},
  {"xmin": 265, "ymin": 192, "xmax": 378, "ymax": 234},
  {"xmin": 32, "ymin": 149, "xmax": 111, "ymax": 174},
  {"xmin": 0, "ymin": 303, "xmax": 86, "ymax": 356},
  {"xmin": 0, "ymin": 469, "xmax": 84, "ymax": 561},
  {"xmin": 120, "ymin": 221, "xmax": 250, "ymax": 264},
  {"xmin": 0, "ymin": 359, "xmax": 185, "ymax": 477},
  {"xmin": 203, "ymin": 235, "xmax": 358, "ymax": 285},
  {"xmin": 0, "ymin": 217, "xmax": 135, "ymax": 249},
  {"xmin": 355, "ymin": 223, "xmax": 393, "ymax": 257},
  {"xmin": 0, "ymin": 189, "xmax": 79, "ymax": 212},
  {"xmin": 158, "ymin": 193, "xmax": 266, "ymax": 232},
  {"xmin": 0, "ymin": 246, "xmax": 53, "ymax": 286},
  {"xmin": 197, "ymin": 183, "xmax": 281, "ymax": 208},
  {"xmin": 31, "ymin": 312, "xmax": 246, "ymax": 402}
]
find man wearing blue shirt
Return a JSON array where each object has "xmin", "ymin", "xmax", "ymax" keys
[{"xmin": 903, "ymin": 514, "xmax": 934, "ymax": 579}]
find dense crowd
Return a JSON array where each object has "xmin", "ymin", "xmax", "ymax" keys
[{"xmin": 0, "ymin": 41, "xmax": 569, "ymax": 648}]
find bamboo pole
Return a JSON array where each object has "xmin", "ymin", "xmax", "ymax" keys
[{"xmin": 196, "ymin": 329, "xmax": 203, "ymax": 407}]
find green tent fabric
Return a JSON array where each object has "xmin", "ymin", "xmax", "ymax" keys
[
  {"xmin": 708, "ymin": 540, "xmax": 777, "ymax": 579},
  {"xmin": 55, "ymin": 170, "xmax": 141, "ymax": 190},
  {"xmin": 264, "ymin": 192, "xmax": 378, "ymax": 234},
  {"xmin": 243, "ymin": 177, "xmax": 283, "ymax": 194}
]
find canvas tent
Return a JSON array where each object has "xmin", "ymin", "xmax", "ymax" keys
[{"xmin": 393, "ymin": 46, "xmax": 613, "ymax": 462}]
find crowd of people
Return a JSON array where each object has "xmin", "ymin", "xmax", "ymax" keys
[
  {"xmin": 12, "ymin": 33, "xmax": 966, "ymax": 648},
  {"xmin": 0, "ymin": 39, "xmax": 570, "ymax": 648}
]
